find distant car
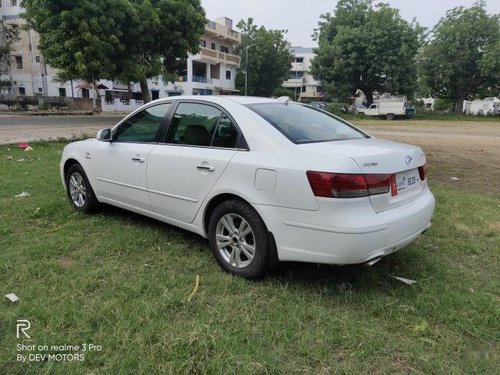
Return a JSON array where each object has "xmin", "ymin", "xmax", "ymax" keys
[
  {"xmin": 310, "ymin": 101, "xmax": 327, "ymax": 110},
  {"xmin": 60, "ymin": 96, "xmax": 435, "ymax": 278}
]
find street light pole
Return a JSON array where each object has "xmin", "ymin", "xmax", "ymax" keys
[{"xmin": 244, "ymin": 43, "xmax": 257, "ymax": 96}]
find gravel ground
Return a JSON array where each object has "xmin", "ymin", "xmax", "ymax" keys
[{"xmin": 352, "ymin": 120, "xmax": 500, "ymax": 194}]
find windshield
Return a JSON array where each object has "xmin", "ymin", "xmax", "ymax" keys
[{"xmin": 247, "ymin": 103, "xmax": 369, "ymax": 144}]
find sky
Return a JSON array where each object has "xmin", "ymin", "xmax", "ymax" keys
[{"xmin": 201, "ymin": 0, "xmax": 500, "ymax": 47}]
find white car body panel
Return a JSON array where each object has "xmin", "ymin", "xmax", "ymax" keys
[
  {"xmin": 60, "ymin": 96, "xmax": 435, "ymax": 266},
  {"xmin": 147, "ymin": 144, "xmax": 237, "ymax": 223},
  {"xmin": 92, "ymin": 142, "xmax": 154, "ymax": 211}
]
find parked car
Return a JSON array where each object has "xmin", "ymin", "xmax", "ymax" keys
[
  {"xmin": 309, "ymin": 101, "xmax": 327, "ymax": 110},
  {"xmin": 60, "ymin": 96, "xmax": 435, "ymax": 278}
]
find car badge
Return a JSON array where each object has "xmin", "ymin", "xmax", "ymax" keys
[{"xmin": 405, "ymin": 155, "xmax": 412, "ymax": 165}]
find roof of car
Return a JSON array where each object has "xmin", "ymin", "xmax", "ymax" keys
[
  {"xmin": 222, "ymin": 96, "xmax": 281, "ymax": 105},
  {"xmin": 154, "ymin": 95, "xmax": 283, "ymax": 106}
]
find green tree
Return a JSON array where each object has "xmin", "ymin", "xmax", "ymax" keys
[
  {"xmin": 236, "ymin": 18, "xmax": 292, "ymax": 97},
  {"xmin": 419, "ymin": 1, "xmax": 499, "ymax": 113},
  {"xmin": 21, "ymin": 0, "xmax": 130, "ymax": 86},
  {"xmin": 311, "ymin": 0, "xmax": 422, "ymax": 106},
  {"xmin": 272, "ymin": 86, "xmax": 294, "ymax": 98},
  {"xmin": 118, "ymin": 0, "xmax": 206, "ymax": 102},
  {"xmin": 21, "ymin": 0, "xmax": 205, "ymax": 102},
  {"xmin": 0, "ymin": 20, "xmax": 21, "ymax": 74}
]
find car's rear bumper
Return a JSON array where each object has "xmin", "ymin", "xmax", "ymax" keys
[{"xmin": 255, "ymin": 189, "xmax": 435, "ymax": 265}]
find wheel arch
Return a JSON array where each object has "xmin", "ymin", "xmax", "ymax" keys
[
  {"xmin": 203, "ymin": 193, "xmax": 250, "ymax": 236},
  {"xmin": 202, "ymin": 192, "xmax": 280, "ymax": 269},
  {"xmin": 63, "ymin": 158, "xmax": 80, "ymax": 179}
]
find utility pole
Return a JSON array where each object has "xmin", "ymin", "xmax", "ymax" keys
[{"xmin": 244, "ymin": 43, "xmax": 257, "ymax": 96}]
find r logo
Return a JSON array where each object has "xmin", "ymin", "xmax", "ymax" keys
[{"xmin": 16, "ymin": 320, "xmax": 31, "ymax": 339}]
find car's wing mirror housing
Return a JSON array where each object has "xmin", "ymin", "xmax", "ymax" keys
[{"xmin": 97, "ymin": 128, "xmax": 112, "ymax": 142}]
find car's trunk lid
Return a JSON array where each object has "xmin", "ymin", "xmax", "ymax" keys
[{"xmin": 298, "ymin": 138, "xmax": 427, "ymax": 212}]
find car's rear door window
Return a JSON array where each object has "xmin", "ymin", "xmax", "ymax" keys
[
  {"xmin": 166, "ymin": 103, "xmax": 239, "ymax": 148},
  {"xmin": 212, "ymin": 113, "xmax": 238, "ymax": 148},
  {"xmin": 247, "ymin": 103, "xmax": 368, "ymax": 144}
]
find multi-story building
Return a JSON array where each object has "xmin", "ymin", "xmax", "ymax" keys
[
  {"xmin": 0, "ymin": 1, "xmax": 240, "ymax": 108},
  {"xmin": 0, "ymin": 0, "xmax": 72, "ymax": 98},
  {"xmin": 152, "ymin": 17, "xmax": 240, "ymax": 98},
  {"xmin": 282, "ymin": 47, "xmax": 323, "ymax": 102}
]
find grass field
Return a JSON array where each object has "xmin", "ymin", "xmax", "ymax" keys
[{"xmin": 0, "ymin": 142, "xmax": 499, "ymax": 374}]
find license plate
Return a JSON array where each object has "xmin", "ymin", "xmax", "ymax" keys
[{"xmin": 394, "ymin": 169, "xmax": 420, "ymax": 195}]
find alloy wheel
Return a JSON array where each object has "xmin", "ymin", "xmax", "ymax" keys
[
  {"xmin": 68, "ymin": 172, "xmax": 87, "ymax": 208},
  {"xmin": 215, "ymin": 213, "xmax": 256, "ymax": 268}
]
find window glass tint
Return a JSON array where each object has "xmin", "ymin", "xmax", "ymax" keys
[
  {"xmin": 247, "ymin": 103, "xmax": 368, "ymax": 144},
  {"xmin": 168, "ymin": 103, "xmax": 221, "ymax": 146},
  {"xmin": 115, "ymin": 103, "xmax": 170, "ymax": 142},
  {"xmin": 212, "ymin": 114, "xmax": 237, "ymax": 148}
]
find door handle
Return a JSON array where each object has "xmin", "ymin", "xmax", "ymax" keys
[
  {"xmin": 196, "ymin": 165, "xmax": 215, "ymax": 172},
  {"xmin": 132, "ymin": 156, "xmax": 145, "ymax": 163}
]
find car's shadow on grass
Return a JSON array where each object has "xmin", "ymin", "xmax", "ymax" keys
[
  {"xmin": 96, "ymin": 203, "xmax": 437, "ymax": 293},
  {"xmin": 267, "ymin": 242, "xmax": 441, "ymax": 296},
  {"xmin": 98, "ymin": 203, "xmax": 207, "ymax": 244}
]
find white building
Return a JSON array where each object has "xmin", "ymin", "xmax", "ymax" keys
[
  {"xmin": 1, "ymin": 1, "xmax": 240, "ymax": 110},
  {"xmin": 464, "ymin": 97, "xmax": 500, "ymax": 115},
  {"xmin": 0, "ymin": 0, "xmax": 77, "ymax": 98},
  {"xmin": 282, "ymin": 47, "xmax": 323, "ymax": 101}
]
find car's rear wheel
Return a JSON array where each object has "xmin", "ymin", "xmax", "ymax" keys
[
  {"xmin": 386, "ymin": 113, "xmax": 395, "ymax": 120},
  {"xmin": 208, "ymin": 200, "xmax": 270, "ymax": 279},
  {"xmin": 66, "ymin": 164, "xmax": 99, "ymax": 213}
]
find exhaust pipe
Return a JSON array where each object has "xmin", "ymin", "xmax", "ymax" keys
[
  {"xmin": 421, "ymin": 223, "xmax": 431, "ymax": 235},
  {"xmin": 365, "ymin": 256, "xmax": 383, "ymax": 266}
]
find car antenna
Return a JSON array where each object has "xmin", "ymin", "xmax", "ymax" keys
[{"xmin": 277, "ymin": 96, "xmax": 290, "ymax": 105}]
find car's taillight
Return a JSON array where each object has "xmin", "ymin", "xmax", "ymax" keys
[
  {"xmin": 390, "ymin": 174, "xmax": 398, "ymax": 196},
  {"xmin": 418, "ymin": 163, "xmax": 427, "ymax": 181},
  {"xmin": 306, "ymin": 171, "xmax": 391, "ymax": 198}
]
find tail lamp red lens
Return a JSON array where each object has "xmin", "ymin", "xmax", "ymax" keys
[
  {"xmin": 306, "ymin": 171, "xmax": 391, "ymax": 198},
  {"xmin": 418, "ymin": 163, "xmax": 427, "ymax": 181}
]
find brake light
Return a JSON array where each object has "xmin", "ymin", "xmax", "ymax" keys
[
  {"xmin": 418, "ymin": 163, "xmax": 427, "ymax": 181},
  {"xmin": 306, "ymin": 171, "xmax": 391, "ymax": 198},
  {"xmin": 390, "ymin": 174, "xmax": 398, "ymax": 196}
]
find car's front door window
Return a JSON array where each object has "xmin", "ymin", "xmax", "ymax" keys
[{"xmin": 114, "ymin": 103, "xmax": 170, "ymax": 142}]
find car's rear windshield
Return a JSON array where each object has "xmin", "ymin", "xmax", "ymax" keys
[{"xmin": 247, "ymin": 103, "xmax": 369, "ymax": 144}]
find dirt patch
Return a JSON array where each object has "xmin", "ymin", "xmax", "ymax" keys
[
  {"xmin": 57, "ymin": 256, "xmax": 74, "ymax": 268},
  {"xmin": 353, "ymin": 120, "xmax": 500, "ymax": 195}
]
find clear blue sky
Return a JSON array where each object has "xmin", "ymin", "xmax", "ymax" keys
[{"xmin": 201, "ymin": 0, "xmax": 500, "ymax": 47}]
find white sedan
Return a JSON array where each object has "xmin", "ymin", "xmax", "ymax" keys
[{"xmin": 60, "ymin": 96, "xmax": 435, "ymax": 278}]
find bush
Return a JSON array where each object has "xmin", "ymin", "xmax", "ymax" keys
[
  {"xmin": 326, "ymin": 103, "xmax": 347, "ymax": 116},
  {"xmin": 433, "ymin": 98, "xmax": 454, "ymax": 112},
  {"xmin": 272, "ymin": 87, "xmax": 294, "ymax": 98}
]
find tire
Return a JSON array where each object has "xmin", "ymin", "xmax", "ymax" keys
[
  {"xmin": 386, "ymin": 113, "xmax": 395, "ymax": 120},
  {"xmin": 65, "ymin": 163, "xmax": 99, "ymax": 213},
  {"xmin": 208, "ymin": 200, "xmax": 270, "ymax": 279}
]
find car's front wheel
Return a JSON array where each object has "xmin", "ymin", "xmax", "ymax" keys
[
  {"xmin": 208, "ymin": 200, "xmax": 270, "ymax": 279},
  {"xmin": 65, "ymin": 163, "xmax": 99, "ymax": 213}
]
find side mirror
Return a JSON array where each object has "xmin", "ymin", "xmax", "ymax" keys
[{"xmin": 97, "ymin": 128, "xmax": 112, "ymax": 142}]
